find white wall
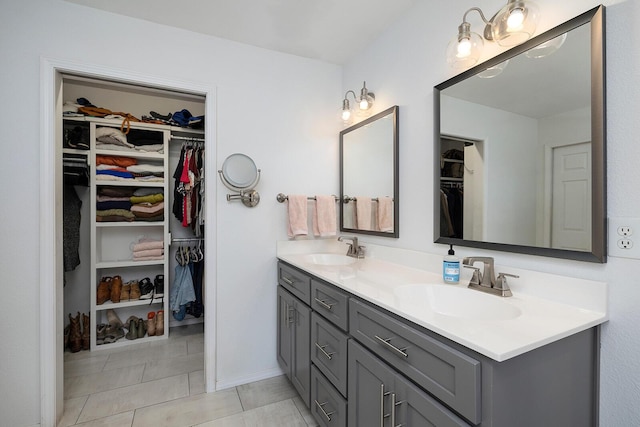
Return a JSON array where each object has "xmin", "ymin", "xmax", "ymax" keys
[
  {"xmin": 0, "ymin": 1, "xmax": 341, "ymax": 425},
  {"xmin": 342, "ymin": 0, "xmax": 640, "ymax": 425}
]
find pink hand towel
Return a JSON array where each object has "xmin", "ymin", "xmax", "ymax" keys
[
  {"xmin": 287, "ymin": 195, "xmax": 308, "ymax": 237},
  {"xmin": 355, "ymin": 196, "xmax": 372, "ymax": 231},
  {"xmin": 377, "ymin": 196, "xmax": 393, "ymax": 232},
  {"xmin": 312, "ymin": 195, "xmax": 337, "ymax": 237}
]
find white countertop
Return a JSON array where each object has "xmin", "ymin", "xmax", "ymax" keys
[{"xmin": 277, "ymin": 240, "xmax": 608, "ymax": 362}]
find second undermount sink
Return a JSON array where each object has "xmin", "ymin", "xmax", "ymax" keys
[
  {"xmin": 394, "ymin": 284, "xmax": 522, "ymax": 321},
  {"xmin": 302, "ymin": 253, "xmax": 357, "ymax": 266}
]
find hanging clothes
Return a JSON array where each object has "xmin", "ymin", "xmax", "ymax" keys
[
  {"xmin": 170, "ymin": 243, "xmax": 204, "ymax": 321},
  {"xmin": 172, "ymin": 141, "xmax": 205, "ymax": 235},
  {"xmin": 63, "ymin": 185, "xmax": 82, "ymax": 272}
]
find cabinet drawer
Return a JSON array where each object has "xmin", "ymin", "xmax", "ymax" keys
[
  {"xmin": 311, "ymin": 279, "xmax": 349, "ymax": 331},
  {"xmin": 278, "ymin": 262, "xmax": 311, "ymax": 305},
  {"xmin": 349, "ymin": 299, "xmax": 481, "ymax": 424},
  {"xmin": 311, "ymin": 312, "xmax": 348, "ymax": 397},
  {"xmin": 311, "ymin": 365, "xmax": 347, "ymax": 427}
]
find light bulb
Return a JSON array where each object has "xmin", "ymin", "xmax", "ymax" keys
[
  {"xmin": 457, "ymin": 38, "xmax": 472, "ymax": 58},
  {"xmin": 341, "ymin": 109, "xmax": 351, "ymax": 121},
  {"xmin": 359, "ymin": 98, "xmax": 369, "ymax": 110},
  {"xmin": 507, "ymin": 8, "xmax": 525, "ymax": 29}
]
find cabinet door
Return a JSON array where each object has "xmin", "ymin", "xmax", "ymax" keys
[
  {"xmin": 395, "ymin": 374, "xmax": 471, "ymax": 427},
  {"xmin": 348, "ymin": 340, "xmax": 396, "ymax": 427},
  {"xmin": 277, "ymin": 286, "xmax": 293, "ymax": 376},
  {"xmin": 291, "ymin": 297, "xmax": 311, "ymax": 408}
]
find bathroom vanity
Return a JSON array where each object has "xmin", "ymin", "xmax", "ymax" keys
[{"xmin": 276, "ymin": 240, "xmax": 607, "ymax": 427}]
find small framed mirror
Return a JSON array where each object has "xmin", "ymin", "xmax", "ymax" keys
[{"xmin": 340, "ymin": 105, "xmax": 399, "ymax": 237}]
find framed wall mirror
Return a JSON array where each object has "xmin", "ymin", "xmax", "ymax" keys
[
  {"xmin": 434, "ymin": 6, "xmax": 606, "ymax": 262},
  {"xmin": 340, "ymin": 105, "xmax": 399, "ymax": 237}
]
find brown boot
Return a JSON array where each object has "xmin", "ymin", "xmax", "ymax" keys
[
  {"xmin": 147, "ymin": 311, "xmax": 156, "ymax": 336},
  {"xmin": 97, "ymin": 277, "xmax": 112, "ymax": 305},
  {"xmin": 155, "ymin": 310, "xmax": 164, "ymax": 336},
  {"xmin": 129, "ymin": 280, "xmax": 141, "ymax": 300},
  {"xmin": 106, "ymin": 309, "xmax": 123, "ymax": 328},
  {"xmin": 120, "ymin": 283, "xmax": 130, "ymax": 302},
  {"xmin": 81, "ymin": 313, "xmax": 90, "ymax": 351},
  {"xmin": 110, "ymin": 275, "xmax": 123, "ymax": 303},
  {"xmin": 68, "ymin": 312, "xmax": 82, "ymax": 353}
]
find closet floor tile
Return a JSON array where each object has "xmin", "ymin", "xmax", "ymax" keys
[
  {"xmin": 74, "ymin": 411, "xmax": 135, "ymax": 427},
  {"xmin": 65, "ymin": 363, "xmax": 145, "ymax": 399},
  {"xmin": 142, "ymin": 352, "xmax": 204, "ymax": 382},
  {"xmin": 131, "ymin": 387, "xmax": 243, "ymax": 427},
  {"xmin": 189, "ymin": 370, "xmax": 205, "ymax": 395},
  {"xmin": 236, "ymin": 375, "xmax": 299, "ymax": 411},
  {"xmin": 77, "ymin": 374, "xmax": 189, "ymax": 423},
  {"xmin": 65, "ymin": 354, "xmax": 109, "ymax": 378},
  {"xmin": 59, "ymin": 396, "xmax": 88, "ymax": 427},
  {"xmin": 102, "ymin": 339, "xmax": 187, "ymax": 371}
]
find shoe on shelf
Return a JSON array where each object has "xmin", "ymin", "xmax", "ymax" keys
[
  {"xmin": 156, "ymin": 310, "xmax": 165, "ymax": 336},
  {"xmin": 154, "ymin": 274, "xmax": 164, "ymax": 298},
  {"xmin": 104, "ymin": 324, "xmax": 124, "ymax": 343},
  {"xmin": 96, "ymin": 323, "xmax": 107, "ymax": 345},
  {"xmin": 137, "ymin": 318, "xmax": 147, "ymax": 339},
  {"xmin": 106, "ymin": 309, "xmax": 123, "ymax": 328},
  {"xmin": 125, "ymin": 318, "xmax": 139, "ymax": 340},
  {"xmin": 147, "ymin": 312, "xmax": 156, "ymax": 336},
  {"xmin": 110, "ymin": 275, "xmax": 123, "ymax": 304},
  {"xmin": 139, "ymin": 277, "xmax": 154, "ymax": 300},
  {"xmin": 129, "ymin": 280, "xmax": 141, "ymax": 300},
  {"xmin": 120, "ymin": 282, "xmax": 130, "ymax": 302},
  {"xmin": 97, "ymin": 277, "xmax": 112, "ymax": 305}
]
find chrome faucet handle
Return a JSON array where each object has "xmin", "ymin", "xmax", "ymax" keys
[
  {"xmin": 462, "ymin": 256, "xmax": 495, "ymax": 287},
  {"xmin": 338, "ymin": 236, "xmax": 361, "ymax": 258},
  {"xmin": 463, "ymin": 265, "xmax": 482, "ymax": 286},
  {"xmin": 495, "ymin": 273, "xmax": 519, "ymax": 297}
]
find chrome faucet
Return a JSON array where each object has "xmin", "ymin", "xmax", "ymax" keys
[
  {"xmin": 462, "ymin": 256, "xmax": 518, "ymax": 297},
  {"xmin": 338, "ymin": 236, "xmax": 365, "ymax": 259}
]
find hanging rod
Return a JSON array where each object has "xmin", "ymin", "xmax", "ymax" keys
[
  {"xmin": 171, "ymin": 236, "xmax": 205, "ymax": 243},
  {"xmin": 170, "ymin": 135, "xmax": 205, "ymax": 142},
  {"xmin": 342, "ymin": 195, "xmax": 394, "ymax": 203},
  {"xmin": 276, "ymin": 193, "xmax": 339, "ymax": 203}
]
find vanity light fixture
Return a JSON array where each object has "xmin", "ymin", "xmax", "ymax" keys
[
  {"xmin": 447, "ymin": 0, "xmax": 540, "ymax": 69},
  {"xmin": 341, "ymin": 81, "xmax": 375, "ymax": 124}
]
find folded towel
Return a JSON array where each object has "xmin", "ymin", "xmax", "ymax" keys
[
  {"xmin": 287, "ymin": 195, "xmax": 308, "ymax": 238},
  {"xmin": 356, "ymin": 196, "xmax": 372, "ymax": 231},
  {"xmin": 377, "ymin": 196, "xmax": 394, "ymax": 232},
  {"xmin": 312, "ymin": 195, "xmax": 337, "ymax": 237}
]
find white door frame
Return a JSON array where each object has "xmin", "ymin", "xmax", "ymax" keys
[{"xmin": 40, "ymin": 57, "xmax": 218, "ymax": 426}]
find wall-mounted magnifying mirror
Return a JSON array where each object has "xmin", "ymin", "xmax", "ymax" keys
[
  {"xmin": 434, "ymin": 6, "xmax": 606, "ymax": 262},
  {"xmin": 218, "ymin": 153, "xmax": 261, "ymax": 207},
  {"xmin": 340, "ymin": 105, "xmax": 399, "ymax": 237}
]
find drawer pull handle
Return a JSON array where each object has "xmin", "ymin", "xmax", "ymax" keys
[
  {"xmin": 287, "ymin": 305, "xmax": 295, "ymax": 327},
  {"xmin": 282, "ymin": 276, "xmax": 294, "ymax": 285},
  {"xmin": 314, "ymin": 297, "xmax": 335, "ymax": 310},
  {"xmin": 374, "ymin": 335, "xmax": 409, "ymax": 358},
  {"xmin": 380, "ymin": 384, "xmax": 385, "ymax": 427},
  {"xmin": 315, "ymin": 342, "xmax": 335, "ymax": 360},
  {"xmin": 315, "ymin": 400, "xmax": 335, "ymax": 421}
]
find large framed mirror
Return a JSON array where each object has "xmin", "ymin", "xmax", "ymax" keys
[
  {"xmin": 434, "ymin": 6, "xmax": 606, "ymax": 262},
  {"xmin": 340, "ymin": 105, "xmax": 399, "ymax": 237}
]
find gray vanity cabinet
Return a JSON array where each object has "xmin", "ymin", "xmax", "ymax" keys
[
  {"xmin": 348, "ymin": 340, "xmax": 471, "ymax": 427},
  {"xmin": 277, "ymin": 285, "xmax": 311, "ymax": 407}
]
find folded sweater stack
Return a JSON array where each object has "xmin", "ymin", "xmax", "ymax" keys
[
  {"xmin": 96, "ymin": 187, "xmax": 164, "ymax": 222},
  {"xmin": 131, "ymin": 238, "xmax": 164, "ymax": 261}
]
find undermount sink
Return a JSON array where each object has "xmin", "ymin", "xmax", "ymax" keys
[
  {"xmin": 302, "ymin": 253, "xmax": 357, "ymax": 266},
  {"xmin": 394, "ymin": 284, "xmax": 522, "ymax": 321}
]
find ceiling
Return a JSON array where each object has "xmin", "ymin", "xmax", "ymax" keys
[{"xmin": 65, "ymin": 0, "xmax": 418, "ymax": 64}]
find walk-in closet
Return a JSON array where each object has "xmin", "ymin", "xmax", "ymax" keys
[{"xmin": 61, "ymin": 75, "xmax": 208, "ymax": 354}]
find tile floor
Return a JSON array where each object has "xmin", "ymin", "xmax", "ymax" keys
[{"xmin": 61, "ymin": 324, "xmax": 318, "ymax": 427}]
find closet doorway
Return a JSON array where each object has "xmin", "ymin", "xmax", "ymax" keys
[{"xmin": 40, "ymin": 58, "xmax": 217, "ymax": 426}]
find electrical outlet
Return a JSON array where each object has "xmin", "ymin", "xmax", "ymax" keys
[{"xmin": 609, "ymin": 217, "xmax": 640, "ymax": 259}]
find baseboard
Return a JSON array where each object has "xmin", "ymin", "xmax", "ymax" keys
[{"xmin": 215, "ymin": 367, "xmax": 286, "ymax": 391}]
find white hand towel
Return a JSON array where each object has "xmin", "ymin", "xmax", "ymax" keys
[
  {"xmin": 355, "ymin": 196, "xmax": 372, "ymax": 231},
  {"xmin": 287, "ymin": 195, "xmax": 308, "ymax": 238},
  {"xmin": 312, "ymin": 195, "xmax": 337, "ymax": 237},
  {"xmin": 377, "ymin": 196, "xmax": 393, "ymax": 232}
]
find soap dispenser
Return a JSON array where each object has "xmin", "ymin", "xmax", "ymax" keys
[{"xmin": 443, "ymin": 244, "xmax": 460, "ymax": 284}]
